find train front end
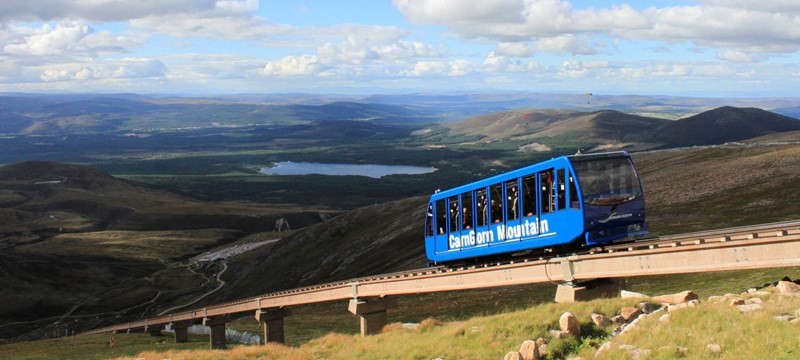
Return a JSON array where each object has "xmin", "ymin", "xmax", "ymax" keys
[{"xmin": 569, "ymin": 152, "xmax": 647, "ymax": 245}]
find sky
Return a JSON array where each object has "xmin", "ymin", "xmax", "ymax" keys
[{"xmin": 1, "ymin": 0, "xmax": 799, "ymax": 97}]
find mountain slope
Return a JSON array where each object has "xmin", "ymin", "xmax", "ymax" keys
[
  {"xmin": 653, "ymin": 106, "xmax": 800, "ymax": 147},
  {"xmin": 442, "ymin": 106, "xmax": 799, "ymax": 151},
  {"xmin": 209, "ymin": 138, "xmax": 800, "ymax": 304}
]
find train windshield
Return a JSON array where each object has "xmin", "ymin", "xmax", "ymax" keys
[{"xmin": 571, "ymin": 155, "xmax": 642, "ymax": 206}]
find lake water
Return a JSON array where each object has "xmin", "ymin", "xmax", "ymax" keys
[{"xmin": 260, "ymin": 161, "xmax": 436, "ymax": 178}]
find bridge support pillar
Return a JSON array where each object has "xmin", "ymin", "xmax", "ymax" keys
[
  {"xmin": 145, "ymin": 325, "xmax": 163, "ymax": 337},
  {"xmin": 169, "ymin": 320, "xmax": 197, "ymax": 343},
  {"xmin": 203, "ymin": 315, "xmax": 231, "ymax": 350},
  {"xmin": 255, "ymin": 308, "xmax": 292, "ymax": 344},
  {"xmin": 348, "ymin": 297, "xmax": 397, "ymax": 336},
  {"xmin": 555, "ymin": 278, "xmax": 626, "ymax": 303}
]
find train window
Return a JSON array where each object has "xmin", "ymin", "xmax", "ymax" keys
[
  {"xmin": 426, "ymin": 203, "xmax": 434, "ymax": 236},
  {"xmin": 490, "ymin": 184, "xmax": 503, "ymax": 223},
  {"xmin": 448, "ymin": 196, "xmax": 459, "ymax": 232},
  {"xmin": 476, "ymin": 188, "xmax": 488, "ymax": 227},
  {"xmin": 505, "ymin": 180, "xmax": 520, "ymax": 220},
  {"xmin": 522, "ymin": 175, "xmax": 537, "ymax": 217},
  {"xmin": 435, "ymin": 199, "xmax": 446, "ymax": 234},
  {"xmin": 461, "ymin": 191, "xmax": 473, "ymax": 230},
  {"xmin": 557, "ymin": 169, "xmax": 566, "ymax": 211},
  {"xmin": 541, "ymin": 169, "xmax": 555, "ymax": 213},
  {"xmin": 569, "ymin": 171, "xmax": 580, "ymax": 209}
]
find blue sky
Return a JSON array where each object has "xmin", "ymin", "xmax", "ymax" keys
[{"xmin": 1, "ymin": 0, "xmax": 799, "ymax": 97}]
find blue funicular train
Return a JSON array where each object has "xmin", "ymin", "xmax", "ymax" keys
[{"xmin": 424, "ymin": 151, "xmax": 647, "ymax": 264}]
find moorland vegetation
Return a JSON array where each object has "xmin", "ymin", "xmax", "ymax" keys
[{"xmin": 1, "ymin": 93, "xmax": 799, "ymax": 359}]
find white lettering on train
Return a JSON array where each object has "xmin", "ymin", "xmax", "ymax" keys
[{"xmin": 449, "ymin": 219, "xmax": 550, "ymax": 250}]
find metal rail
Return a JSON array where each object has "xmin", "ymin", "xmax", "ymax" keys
[{"xmin": 83, "ymin": 220, "xmax": 800, "ymax": 335}]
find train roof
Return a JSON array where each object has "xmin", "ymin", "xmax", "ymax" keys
[{"xmin": 429, "ymin": 151, "xmax": 631, "ymax": 199}]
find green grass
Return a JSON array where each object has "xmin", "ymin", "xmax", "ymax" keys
[{"xmin": 79, "ymin": 276, "xmax": 799, "ymax": 360}]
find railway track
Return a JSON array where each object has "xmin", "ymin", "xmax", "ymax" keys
[{"xmin": 83, "ymin": 220, "xmax": 800, "ymax": 337}]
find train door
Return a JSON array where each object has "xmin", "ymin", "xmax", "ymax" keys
[
  {"xmin": 474, "ymin": 187, "xmax": 490, "ymax": 247},
  {"xmin": 488, "ymin": 183, "xmax": 504, "ymax": 244},
  {"xmin": 539, "ymin": 168, "xmax": 557, "ymax": 237},
  {"xmin": 503, "ymin": 179, "xmax": 522, "ymax": 242},
  {"xmin": 432, "ymin": 198, "xmax": 447, "ymax": 254},
  {"xmin": 521, "ymin": 174, "xmax": 539, "ymax": 240}
]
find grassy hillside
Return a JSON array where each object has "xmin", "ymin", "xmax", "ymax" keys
[
  {"xmin": 206, "ymin": 137, "xmax": 800, "ymax": 307},
  {"xmin": 0, "ymin": 161, "xmax": 334, "ymax": 341}
]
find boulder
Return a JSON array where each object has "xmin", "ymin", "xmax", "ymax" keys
[
  {"xmin": 652, "ymin": 290, "xmax": 698, "ymax": 304},
  {"xmin": 773, "ymin": 315, "xmax": 795, "ymax": 322},
  {"xmin": 777, "ymin": 281, "xmax": 800, "ymax": 294},
  {"xmin": 707, "ymin": 344, "xmax": 723, "ymax": 355},
  {"xmin": 729, "ymin": 298, "xmax": 745, "ymax": 306},
  {"xmin": 708, "ymin": 295, "xmax": 725, "ymax": 303},
  {"xmin": 591, "ymin": 313, "xmax": 612, "ymax": 327},
  {"xmin": 518, "ymin": 340, "xmax": 540, "ymax": 360},
  {"xmin": 621, "ymin": 290, "xmax": 649, "ymax": 299},
  {"xmin": 737, "ymin": 304, "xmax": 763, "ymax": 313},
  {"xmin": 658, "ymin": 314, "xmax": 670, "ymax": 323},
  {"xmin": 595, "ymin": 342, "xmax": 612, "ymax": 358},
  {"xmin": 638, "ymin": 302, "xmax": 659, "ymax": 313},
  {"xmin": 745, "ymin": 297, "xmax": 763, "ymax": 305},
  {"xmin": 668, "ymin": 299, "xmax": 699, "ymax": 313},
  {"xmin": 559, "ymin": 312, "xmax": 580, "ymax": 337},
  {"xmin": 504, "ymin": 351, "xmax": 523, "ymax": 360},
  {"xmin": 620, "ymin": 307, "xmax": 642, "ymax": 321}
]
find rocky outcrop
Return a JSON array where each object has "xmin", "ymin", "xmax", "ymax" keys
[{"xmin": 503, "ymin": 278, "xmax": 799, "ymax": 360}]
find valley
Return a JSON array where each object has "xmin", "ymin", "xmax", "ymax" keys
[{"xmin": 0, "ymin": 93, "xmax": 799, "ymax": 357}]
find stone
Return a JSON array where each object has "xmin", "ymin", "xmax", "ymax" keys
[
  {"xmin": 752, "ymin": 291, "xmax": 772, "ymax": 297},
  {"xmin": 620, "ymin": 307, "xmax": 642, "ymax": 321},
  {"xmin": 652, "ymin": 290, "xmax": 698, "ymax": 304},
  {"xmin": 777, "ymin": 281, "xmax": 800, "ymax": 294},
  {"xmin": 745, "ymin": 297, "xmax": 763, "ymax": 305},
  {"xmin": 708, "ymin": 295, "xmax": 724, "ymax": 303},
  {"xmin": 559, "ymin": 312, "xmax": 580, "ymax": 337},
  {"xmin": 548, "ymin": 330, "xmax": 569, "ymax": 339},
  {"xmin": 535, "ymin": 337, "xmax": 547, "ymax": 346},
  {"xmin": 504, "ymin": 351, "xmax": 522, "ymax": 360},
  {"xmin": 618, "ymin": 344, "xmax": 637, "ymax": 351},
  {"xmin": 773, "ymin": 315, "xmax": 795, "ymax": 322},
  {"xmin": 519, "ymin": 340, "xmax": 540, "ymax": 360},
  {"xmin": 707, "ymin": 343, "xmax": 723, "ymax": 354},
  {"xmin": 610, "ymin": 315, "xmax": 624, "ymax": 324},
  {"xmin": 595, "ymin": 342, "xmax": 612, "ymax": 357},
  {"xmin": 737, "ymin": 304, "xmax": 763, "ymax": 313},
  {"xmin": 538, "ymin": 344, "xmax": 547, "ymax": 357},
  {"xmin": 621, "ymin": 290, "xmax": 649, "ymax": 299},
  {"xmin": 591, "ymin": 313, "xmax": 612, "ymax": 327},
  {"xmin": 638, "ymin": 302, "xmax": 659, "ymax": 313},
  {"xmin": 729, "ymin": 298, "xmax": 745, "ymax": 306}
]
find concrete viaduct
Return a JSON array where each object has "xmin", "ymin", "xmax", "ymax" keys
[{"xmin": 82, "ymin": 220, "xmax": 800, "ymax": 349}]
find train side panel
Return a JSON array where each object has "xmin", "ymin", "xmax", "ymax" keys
[{"xmin": 424, "ymin": 157, "xmax": 586, "ymax": 263}]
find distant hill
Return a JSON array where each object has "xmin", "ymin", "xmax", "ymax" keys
[
  {"xmin": 442, "ymin": 106, "xmax": 799, "ymax": 151},
  {"xmin": 0, "ymin": 95, "xmax": 437, "ymax": 135},
  {"xmin": 653, "ymin": 106, "xmax": 800, "ymax": 147}
]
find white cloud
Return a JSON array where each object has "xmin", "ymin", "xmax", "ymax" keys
[
  {"xmin": 38, "ymin": 58, "xmax": 166, "ymax": 82},
  {"xmin": 0, "ymin": 0, "xmax": 217, "ymax": 22},
  {"xmin": 2, "ymin": 21, "xmax": 148, "ymax": 58},
  {"xmin": 405, "ymin": 61, "xmax": 447, "ymax": 77},
  {"xmin": 394, "ymin": 0, "xmax": 800, "ymax": 55},
  {"xmin": 262, "ymin": 55, "xmax": 319, "ymax": 76},
  {"xmin": 717, "ymin": 50, "xmax": 756, "ymax": 63},
  {"xmin": 448, "ymin": 59, "xmax": 472, "ymax": 76},
  {"xmin": 495, "ymin": 42, "xmax": 534, "ymax": 57},
  {"xmin": 534, "ymin": 34, "xmax": 597, "ymax": 55},
  {"xmin": 4, "ymin": 22, "xmax": 90, "ymax": 56}
]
